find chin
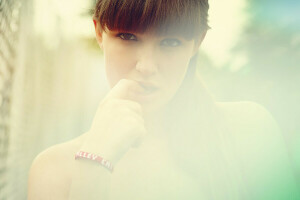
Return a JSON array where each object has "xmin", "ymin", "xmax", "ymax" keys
[
  {"xmin": 141, "ymin": 102, "xmax": 160, "ymax": 115},
  {"xmin": 141, "ymin": 99, "xmax": 169, "ymax": 117}
]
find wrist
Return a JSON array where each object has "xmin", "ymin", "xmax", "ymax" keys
[
  {"xmin": 75, "ymin": 151, "xmax": 114, "ymax": 172},
  {"xmin": 79, "ymin": 141, "xmax": 123, "ymax": 166}
]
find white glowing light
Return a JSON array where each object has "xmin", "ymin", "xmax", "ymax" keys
[{"xmin": 202, "ymin": 0, "xmax": 249, "ymax": 68}]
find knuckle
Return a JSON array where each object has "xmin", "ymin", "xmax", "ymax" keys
[
  {"xmin": 124, "ymin": 116, "xmax": 139, "ymax": 125},
  {"xmin": 125, "ymin": 101, "xmax": 142, "ymax": 114},
  {"xmin": 119, "ymin": 107, "xmax": 132, "ymax": 115},
  {"xmin": 120, "ymin": 79, "xmax": 136, "ymax": 89}
]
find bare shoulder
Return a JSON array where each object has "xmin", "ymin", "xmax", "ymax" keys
[
  {"xmin": 216, "ymin": 101, "xmax": 279, "ymax": 133},
  {"xmin": 216, "ymin": 101, "xmax": 283, "ymax": 157},
  {"xmin": 28, "ymin": 133, "xmax": 88, "ymax": 200},
  {"xmin": 216, "ymin": 101, "xmax": 284, "ymax": 160},
  {"xmin": 216, "ymin": 101, "xmax": 300, "ymax": 199}
]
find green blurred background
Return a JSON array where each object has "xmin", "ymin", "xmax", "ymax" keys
[{"xmin": 0, "ymin": 0, "xmax": 299, "ymax": 199}]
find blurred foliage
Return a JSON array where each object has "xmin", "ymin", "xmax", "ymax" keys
[
  {"xmin": 237, "ymin": 0, "xmax": 300, "ymax": 179},
  {"xmin": 199, "ymin": 0, "xmax": 300, "ymax": 139},
  {"xmin": 198, "ymin": 0, "xmax": 300, "ymax": 182},
  {"xmin": 247, "ymin": 0, "xmax": 299, "ymax": 134},
  {"xmin": 81, "ymin": 0, "xmax": 96, "ymax": 17}
]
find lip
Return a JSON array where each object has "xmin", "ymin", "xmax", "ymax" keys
[
  {"xmin": 135, "ymin": 89, "xmax": 159, "ymax": 103},
  {"xmin": 134, "ymin": 81, "xmax": 160, "ymax": 102},
  {"xmin": 136, "ymin": 81, "xmax": 159, "ymax": 91}
]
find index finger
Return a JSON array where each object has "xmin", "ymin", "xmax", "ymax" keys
[{"xmin": 105, "ymin": 79, "xmax": 144, "ymax": 101}]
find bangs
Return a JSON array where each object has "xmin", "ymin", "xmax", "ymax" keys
[{"xmin": 94, "ymin": 0, "xmax": 209, "ymax": 40}]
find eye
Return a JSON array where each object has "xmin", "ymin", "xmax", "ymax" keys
[
  {"xmin": 116, "ymin": 33, "xmax": 138, "ymax": 41},
  {"xmin": 160, "ymin": 39, "xmax": 182, "ymax": 47}
]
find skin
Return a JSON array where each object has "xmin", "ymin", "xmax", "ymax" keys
[
  {"xmin": 27, "ymin": 20, "xmax": 300, "ymax": 200},
  {"xmin": 94, "ymin": 21, "xmax": 205, "ymax": 118},
  {"xmin": 28, "ymin": 20, "xmax": 207, "ymax": 200}
]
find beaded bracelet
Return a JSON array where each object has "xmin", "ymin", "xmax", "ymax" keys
[{"xmin": 75, "ymin": 151, "xmax": 114, "ymax": 173}]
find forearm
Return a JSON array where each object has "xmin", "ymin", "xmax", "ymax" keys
[
  {"xmin": 68, "ymin": 141, "xmax": 118, "ymax": 200},
  {"xmin": 68, "ymin": 159, "xmax": 112, "ymax": 200}
]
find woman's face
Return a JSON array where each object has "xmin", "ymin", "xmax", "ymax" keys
[{"xmin": 95, "ymin": 23, "xmax": 203, "ymax": 114}]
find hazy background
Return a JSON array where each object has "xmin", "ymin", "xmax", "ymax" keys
[{"xmin": 0, "ymin": 0, "xmax": 299, "ymax": 199}]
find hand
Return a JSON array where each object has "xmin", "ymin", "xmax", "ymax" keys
[{"xmin": 80, "ymin": 79, "xmax": 147, "ymax": 166}]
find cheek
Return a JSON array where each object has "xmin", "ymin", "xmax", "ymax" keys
[
  {"xmin": 104, "ymin": 44, "xmax": 136, "ymax": 88},
  {"xmin": 160, "ymin": 52, "xmax": 191, "ymax": 90}
]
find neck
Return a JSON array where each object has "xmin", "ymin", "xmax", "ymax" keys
[{"xmin": 144, "ymin": 106, "xmax": 168, "ymax": 137}]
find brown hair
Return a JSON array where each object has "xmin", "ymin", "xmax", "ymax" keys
[
  {"xmin": 93, "ymin": 1, "xmax": 247, "ymax": 195},
  {"xmin": 93, "ymin": 0, "xmax": 210, "ymax": 40}
]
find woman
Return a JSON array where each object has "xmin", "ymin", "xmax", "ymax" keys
[{"xmin": 27, "ymin": 0, "xmax": 299, "ymax": 199}]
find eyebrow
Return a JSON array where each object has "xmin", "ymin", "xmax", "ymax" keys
[{"xmin": 107, "ymin": 29, "xmax": 193, "ymax": 43}]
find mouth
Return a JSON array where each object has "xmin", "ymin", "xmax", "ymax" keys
[
  {"xmin": 135, "ymin": 81, "xmax": 160, "ymax": 99},
  {"xmin": 139, "ymin": 82, "xmax": 159, "ymax": 92}
]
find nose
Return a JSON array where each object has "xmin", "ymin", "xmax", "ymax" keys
[{"xmin": 135, "ymin": 47, "xmax": 159, "ymax": 77}]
